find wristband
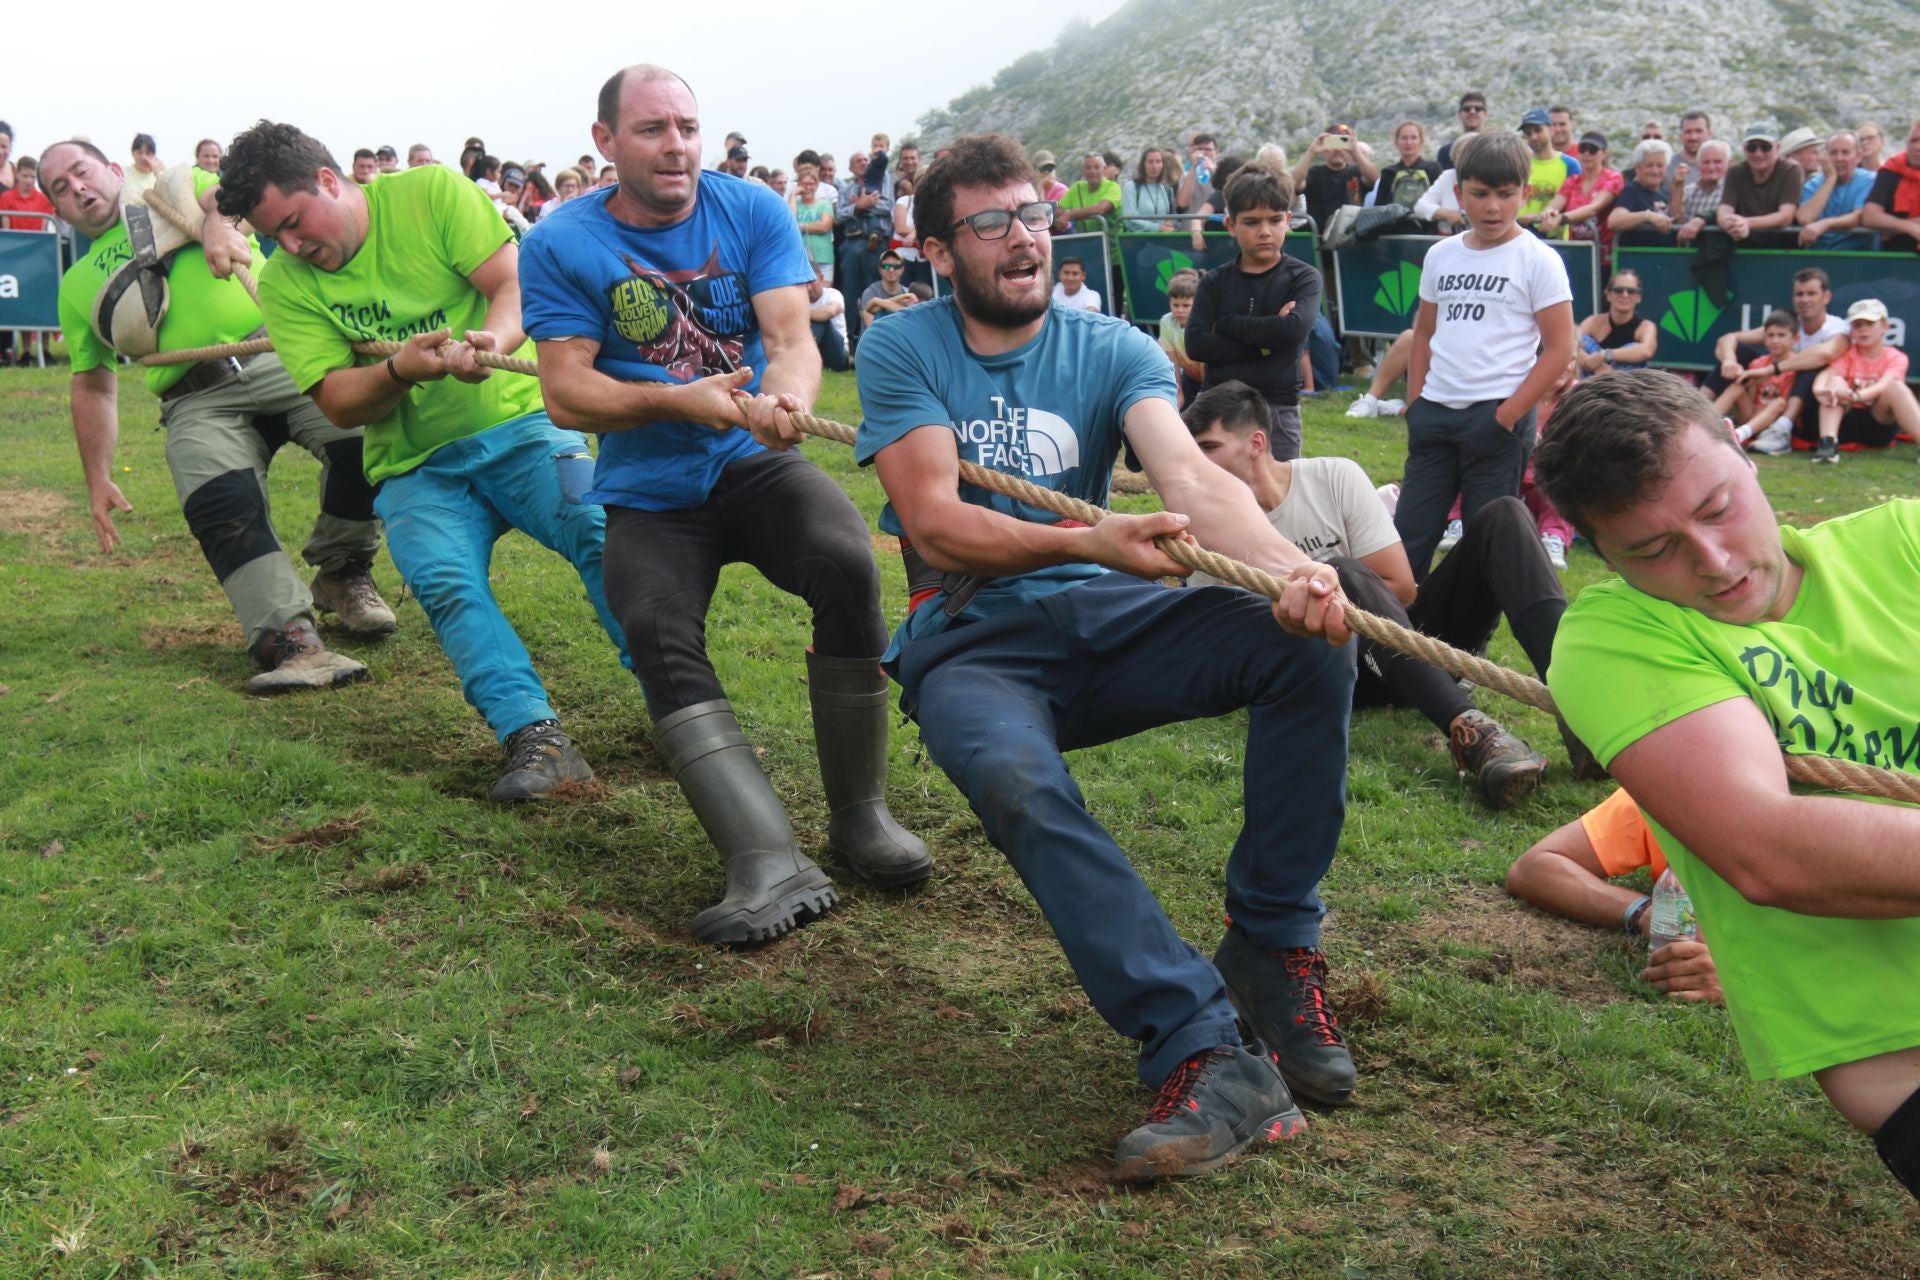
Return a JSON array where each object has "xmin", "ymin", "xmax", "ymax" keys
[
  {"xmin": 386, "ymin": 356, "xmax": 418, "ymax": 389},
  {"xmin": 1623, "ymin": 894, "xmax": 1653, "ymax": 936}
]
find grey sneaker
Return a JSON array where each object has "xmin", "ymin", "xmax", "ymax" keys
[
  {"xmin": 1113, "ymin": 1042, "xmax": 1305, "ymax": 1183},
  {"xmin": 1812, "ymin": 437, "xmax": 1841, "ymax": 465},
  {"xmin": 311, "ymin": 557, "xmax": 398, "ymax": 636},
  {"xmin": 490, "ymin": 719, "xmax": 593, "ymax": 802},
  {"xmin": 1449, "ymin": 709, "xmax": 1547, "ymax": 808},
  {"xmin": 1750, "ymin": 420, "xmax": 1793, "ymax": 455},
  {"xmin": 245, "ymin": 618, "xmax": 369, "ymax": 696},
  {"xmin": 1214, "ymin": 925, "xmax": 1357, "ymax": 1106}
]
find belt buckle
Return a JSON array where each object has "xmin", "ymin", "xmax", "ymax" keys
[{"xmin": 223, "ymin": 355, "xmax": 243, "ymax": 379}]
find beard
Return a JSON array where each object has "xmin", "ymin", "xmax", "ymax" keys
[{"xmin": 948, "ymin": 246, "xmax": 1052, "ymax": 330}]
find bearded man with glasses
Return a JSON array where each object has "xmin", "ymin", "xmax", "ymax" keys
[{"xmin": 782, "ymin": 132, "xmax": 1362, "ymax": 1181}]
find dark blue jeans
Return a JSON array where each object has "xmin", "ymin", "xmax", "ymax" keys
[
  {"xmin": 812, "ymin": 319, "xmax": 850, "ymax": 372},
  {"xmin": 894, "ymin": 573, "xmax": 1355, "ymax": 1086}
]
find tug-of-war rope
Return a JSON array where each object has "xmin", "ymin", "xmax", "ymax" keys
[{"xmin": 130, "ymin": 189, "xmax": 1920, "ymax": 807}]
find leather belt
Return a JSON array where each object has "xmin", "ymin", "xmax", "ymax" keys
[{"xmin": 159, "ymin": 330, "xmax": 268, "ymax": 403}]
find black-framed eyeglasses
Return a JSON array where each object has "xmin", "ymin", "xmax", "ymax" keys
[
  {"xmin": 1745, "ymin": 140, "xmax": 1774, "ymax": 153},
  {"xmin": 940, "ymin": 200, "xmax": 1057, "ymax": 242},
  {"xmin": 1578, "ymin": 143, "xmax": 1602, "ymax": 153}
]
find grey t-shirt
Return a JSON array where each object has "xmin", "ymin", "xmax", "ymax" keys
[{"xmin": 1192, "ymin": 456, "xmax": 1399, "ymax": 586}]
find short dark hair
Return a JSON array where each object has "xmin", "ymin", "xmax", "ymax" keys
[
  {"xmin": 131, "ymin": 132, "xmax": 157, "ymax": 154},
  {"xmin": 1682, "ymin": 110, "xmax": 1711, "ymax": 128},
  {"xmin": 474, "ymin": 155, "xmax": 500, "ymax": 180},
  {"xmin": 1454, "ymin": 131, "xmax": 1530, "ymax": 188},
  {"xmin": 1459, "ymin": 91, "xmax": 1487, "ymax": 109},
  {"xmin": 1224, "ymin": 164, "xmax": 1294, "ymax": 216},
  {"xmin": 1190, "ymin": 132, "xmax": 1217, "ymax": 148},
  {"xmin": 912, "ymin": 132, "xmax": 1038, "ymax": 244},
  {"xmin": 353, "ymin": 148, "xmax": 375, "ymax": 162},
  {"xmin": 1549, "ymin": 105, "xmax": 1573, "ymax": 119},
  {"xmin": 1058, "ymin": 255, "xmax": 1083, "ymax": 270},
  {"xmin": 1792, "ymin": 267, "xmax": 1831, "ymax": 291},
  {"xmin": 1101, "ymin": 150, "xmax": 1123, "ymax": 170},
  {"xmin": 793, "ymin": 148, "xmax": 820, "ymax": 170},
  {"xmin": 43, "ymin": 139, "xmax": 112, "ymax": 170},
  {"xmin": 1763, "ymin": 308, "xmax": 1796, "ymax": 330},
  {"xmin": 1183, "ymin": 381, "xmax": 1272, "ymax": 438},
  {"xmin": 1165, "ymin": 268, "xmax": 1200, "ymax": 300},
  {"xmin": 215, "ymin": 121, "xmax": 344, "ymax": 219},
  {"xmin": 597, "ymin": 64, "xmax": 695, "ymax": 130},
  {"xmin": 1531, "ymin": 371, "xmax": 1740, "ymax": 542}
]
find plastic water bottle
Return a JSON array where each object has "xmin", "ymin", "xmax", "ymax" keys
[{"xmin": 1648, "ymin": 867, "xmax": 1700, "ymax": 948}]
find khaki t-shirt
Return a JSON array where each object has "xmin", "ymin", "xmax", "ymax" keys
[{"xmin": 1191, "ymin": 456, "xmax": 1399, "ymax": 586}]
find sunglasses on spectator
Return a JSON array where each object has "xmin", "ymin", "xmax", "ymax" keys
[
  {"xmin": 880, "ymin": 260, "xmax": 904, "ymax": 268},
  {"xmin": 1461, "ymin": 105, "xmax": 1486, "ymax": 115},
  {"xmin": 940, "ymin": 200, "xmax": 1058, "ymax": 241},
  {"xmin": 1609, "ymin": 286, "xmax": 1642, "ymax": 295},
  {"xmin": 1745, "ymin": 140, "xmax": 1774, "ymax": 153},
  {"xmin": 1578, "ymin": 143, "xmax": 1602, "ymax": 153}
]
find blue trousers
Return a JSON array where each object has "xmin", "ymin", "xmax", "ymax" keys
[
  {"xmin": 373, "ymin": 412, "xmax": 629, "ymax": 743},
  {"xmin": 894, "ymin": 574, "xmax": 1355, "ymax": 1086}
]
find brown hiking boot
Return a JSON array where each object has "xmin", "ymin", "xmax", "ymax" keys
[
  {"xmin": 311, "ymin": 556, "xmax": 397, "ymax": 636},
  {"xmin": 1448, "ymin": 709, "xmax": 1546, "ymax": 809},
  {"xmin": 245, "ymin": 617, "xmax": 370, "ymax": 696}
]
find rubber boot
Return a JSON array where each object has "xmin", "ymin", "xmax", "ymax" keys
[
  {"xmin": 653, "ymin": 699, "xmax": 838, "ymax": 946},
  {"xmin": 805, "ymin": 651, "xmax": 934, "ymax": 888}
]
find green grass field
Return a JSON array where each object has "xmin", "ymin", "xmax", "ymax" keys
[{"xmin": 3, "ymin": 361, "xmax": 1918, "ymax": 1278}]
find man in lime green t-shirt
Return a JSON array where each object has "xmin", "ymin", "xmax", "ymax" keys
[
  {"xmin": 1059, "ymin": 151, "xmax": 1122, "ymax": 311},
  {"xmin": 217, "ymin": 121, "xmax": 630, "ymax": 802},
  {"xmin": 41, "ymin": 139, "xmax": 392, "ymax": 695},
  {"xmin": 1533, "ymin": 370, "xmax": 1920, "ymax": 1204}
]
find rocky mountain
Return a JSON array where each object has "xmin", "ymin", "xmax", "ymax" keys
[{"xmin": 915, "ymin": 0, "xmax": 1918, "ymax": 162}]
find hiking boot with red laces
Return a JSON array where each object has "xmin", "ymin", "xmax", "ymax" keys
[
  {"xmin": 1113, "ymin": 1041, "xmax": 1305, "ymax": 1183},
  {"xmin": 1213, "ymin": 924, "xmax": 1356, "ymax": 1107},
  {"xmin": 311, "ymin": 556, "xmax": 398, "ymax": 637},
  {"xmin": 244, "ymin": 617, "xmax": 370, "ymax": 696},
  {"xmin": 1448, "ymin": 709, "xmax": 1547, "ymax": 809}
]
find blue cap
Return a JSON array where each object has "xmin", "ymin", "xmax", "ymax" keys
[{"xmin": 1520, "ymin": 108, "xmax": 1552, "ymax": 128}]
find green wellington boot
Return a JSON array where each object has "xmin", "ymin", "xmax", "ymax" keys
[
  {"xmin": 653, "ymin": 699, "xmax": 838, "ymax": 946},
  {"xmin": 805, "ymin": 651, "xmax": 933, "ymax": 888}
]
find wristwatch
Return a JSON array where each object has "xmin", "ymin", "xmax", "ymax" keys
[
  {"xmin": 1603, "ymin": 349, "xmax": 1616, "ymax": 366},
  {"xmin": 1623, "ymin": 894, "xmax": 1653, "ymax": 936}
]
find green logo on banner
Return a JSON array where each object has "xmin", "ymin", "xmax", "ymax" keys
[
  {"xmin": 1659, "ymin": 287, "xmax": 1726, "ymax": 343},
  {"xmin": 1154, "ymin": 251, "xmax": 1196, "ymax": 293},
  {"xmin": 1373, "ymin": 260, "xmax": 1422, "ymax": 318}
]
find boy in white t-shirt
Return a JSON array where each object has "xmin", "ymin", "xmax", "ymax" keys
[
  {"xmin": 1050, "ymin": 256, "xmax": 1103, "ymax": 313},
  {"xmin": 1397, "ymin": 131, "xmax": 1577, "ymax": 578}
]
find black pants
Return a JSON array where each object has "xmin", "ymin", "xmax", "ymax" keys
[
  {"xmin": 1396, "ymin": 397, "xmax": 1537, "ymax": 581},
  {"xmin": 601, "ymin": 449, "xmax": 887, "ymax": 719},
  {"xmin": 1332, "ymin": 497, "xmax": 1565, "ymax": 731}
]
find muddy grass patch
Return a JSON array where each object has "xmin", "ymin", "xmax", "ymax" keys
[{"xmin": 0, "ymin": 485, "xmax": 70, "ymax": 536}]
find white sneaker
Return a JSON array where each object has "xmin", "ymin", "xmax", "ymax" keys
[
  {"xmin": 1375, "ymin": 482, "xmax": 1401, "ymax": 516},
  {"xmin": 1541, "ymin": 534, "xmax": 1568, "ymax": 571},
  {"xmin": 1750, "ymin": 420, "xmax": 1793, "ymax": 455},
  {"xmin": 1438, "ymin": 518, "xmax": 1465, "ymax": 552},
  {"xmin": 1346, "ymin": 393, "xmax": 1381, "ymax": 418},
  {"xmin": 1378, "ymin": 398, "xmax": 1407, "ymax": 416}
]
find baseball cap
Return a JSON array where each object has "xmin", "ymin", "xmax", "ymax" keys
[
  {"xmin": 1578, "ymin": 131, "xmax": 1608, "ymax": 150},
  {"xmin": 375, "ymin": 145, "xmax": 397, "ymax": 160},
  {"xmin": 1743, "ymin": 123, "xmax": 1778, "ymax": 145},
  {"xmin": 727, "ymin": 145, "xmax": 750, "ymax": 161},
  {"xmin": 1521, "ymin": 108, "xmax": 1552, "ymax": 129},
  {"xmin": 499, "ymin": 163, "xmax": 526, "ymax": 187},
  {"xmin": 1846, "ymin": 298, "xmax": 1889, "ymax": 324},
  {"xmin": 1777, "ymin": 127, "xmax": 1819, "ymax": 156},
  {"xmin": 1032, "ymin": 149, "xmax": 1057, "ymax": 169}
]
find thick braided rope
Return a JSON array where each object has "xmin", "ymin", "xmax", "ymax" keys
[{"xmin": 111, "ymin": 317, "xmax": 1920, "ymax": 803}]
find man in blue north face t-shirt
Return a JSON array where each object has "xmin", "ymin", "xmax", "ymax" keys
[
  {"xmin": 775, "ymin": 133, "xmax": 1360, "ymax": 1182},
  {"xmin": 520, "ymin": 63, "xmax": 930, "ymax": 947}
]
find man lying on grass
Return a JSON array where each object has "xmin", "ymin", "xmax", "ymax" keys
[
  {"xmin": 1536, "ymin": 369, "xmax": 1920, "ymax": 1202},
  {"xmin": 754, "ymin": 132, "xmax": 1360, "ymax": 1182}
]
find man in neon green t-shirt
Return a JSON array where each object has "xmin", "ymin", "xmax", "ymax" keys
[
  {"xmin": 218, "ymin": 122, "xmax": 630, "ymax": 802},
  {"xmin": 1533, "ymin": 369, "xmax": 1920, "ymax": 1203},
  {"xmin": 41, "ymin": 139, "xmax": 392, "ymax": 695},
  {"xmin": 1059, "ymin": 151, "xmax": 1122, "ymax": 310}
]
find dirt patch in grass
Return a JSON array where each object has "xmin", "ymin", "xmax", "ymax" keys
[
  {"xmin": 256, "ymin": 811, "xmax": 367, "ymax": 852},
  {"xmin": 1384, "ymin": 883, "xmax": 1631, "ymax": 1005},
  {"xmin": 0, "ymin": 485, "xmax": 69, "ymax": 535},
  {"xmin": 141, "ymin": 620, "xmax": 247, "ymax": 654}
]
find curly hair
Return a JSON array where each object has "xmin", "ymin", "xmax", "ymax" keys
[
  {"xmin": 215, "ymin": 121, "xmax": 342, "ymax": 220},
  {"xmin": 912, "ymin": 133, "xmax": 1039, "ymax": 243}
]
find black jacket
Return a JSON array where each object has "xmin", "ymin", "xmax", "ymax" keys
[{"xmin": 1185, "ymin": 253, "xmax": 1323, "ymax": 405}]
